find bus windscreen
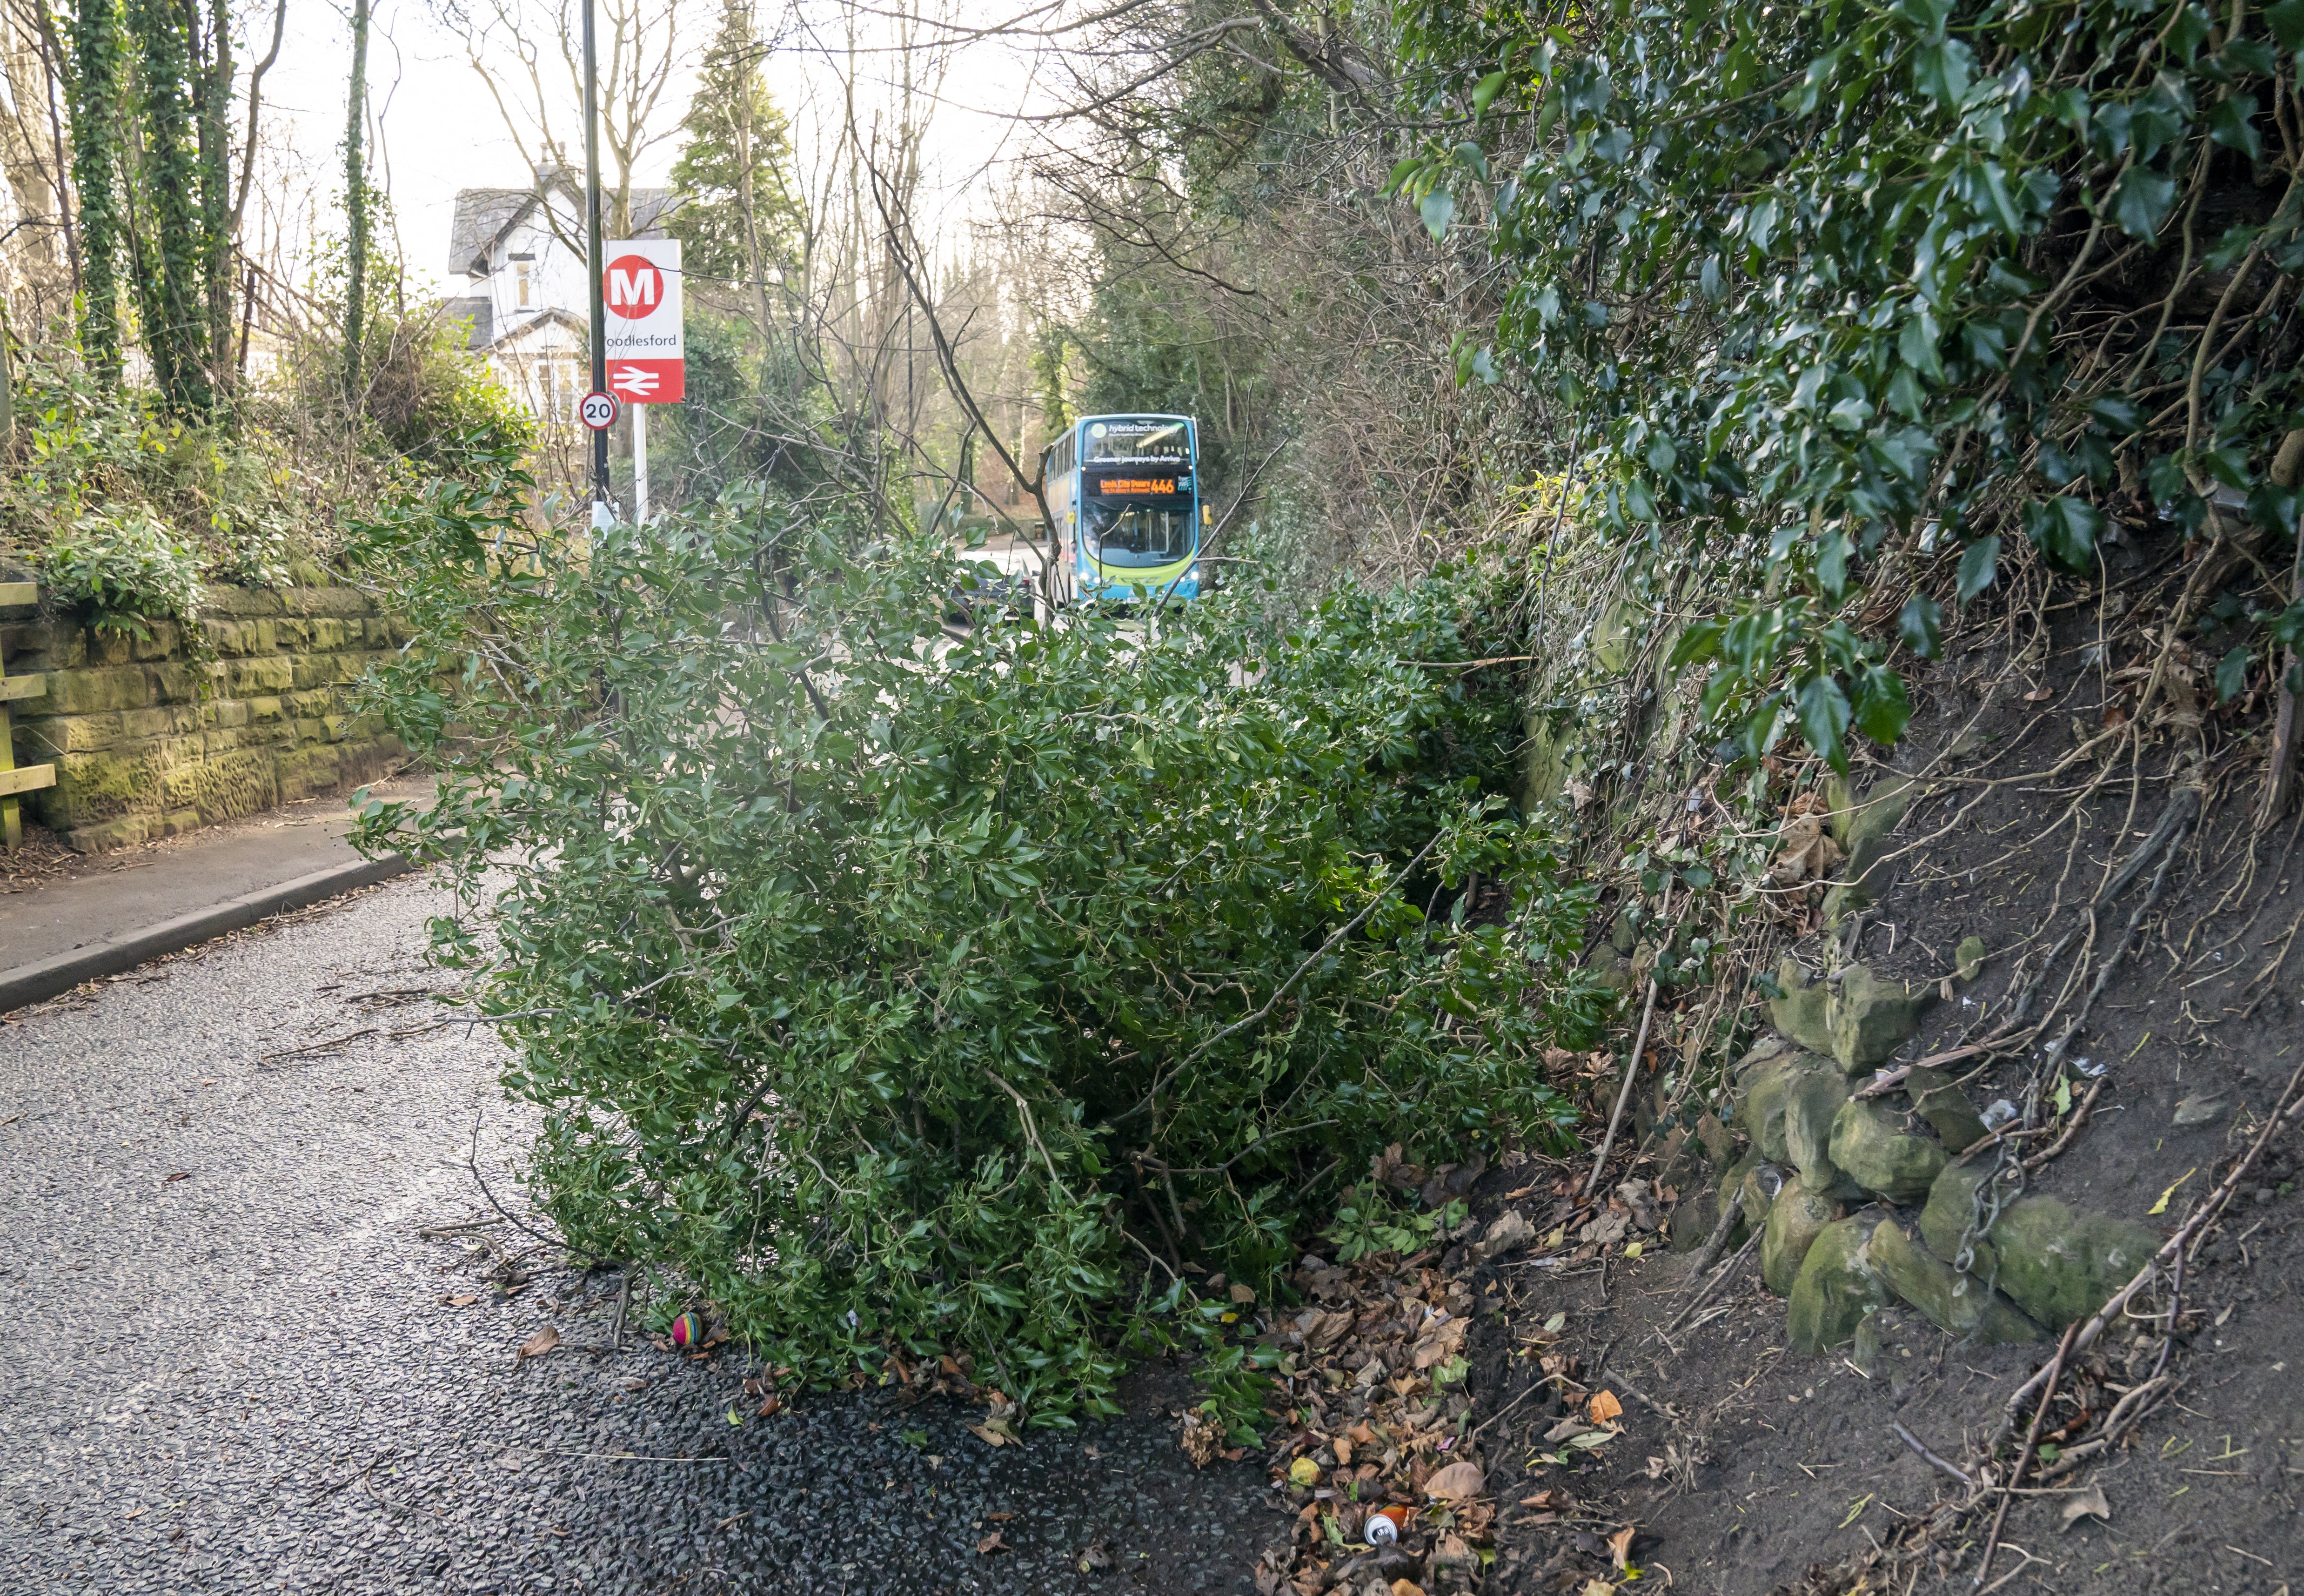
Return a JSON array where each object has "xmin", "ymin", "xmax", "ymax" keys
[{"xmin": 1084, "ymin": 495, "xmax": 1193, "ymax": 564}]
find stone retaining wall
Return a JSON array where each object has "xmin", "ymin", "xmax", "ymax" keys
[{"xmin": 0, "ymin": 577, "xmax": 407, "ymax": 852}]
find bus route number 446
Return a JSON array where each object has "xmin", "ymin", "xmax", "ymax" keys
[{"xmin": 579, "ymin": 391, "xmax": 620, "ymax": 431}]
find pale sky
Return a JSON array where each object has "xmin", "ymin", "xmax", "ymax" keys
[{"xmin": 250, "ymin": 0, "xmax": 1062, "ymax": 298}]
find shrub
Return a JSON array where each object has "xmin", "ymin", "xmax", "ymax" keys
[
  {"xmin": 40, "ymin": 508, "xmax": 208, "ymax": 638},
  {"xmin": 349, "ymin": 471, "xmax": 1603, "ymax": 1424}
]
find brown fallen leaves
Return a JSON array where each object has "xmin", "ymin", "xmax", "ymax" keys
[
  {"xmin": 515, "ymin": 1326, "xmax": 560, "ymax": 1362},
  {"xmin": 1257, "ymin": 1240, "xmax": 1498, "ymax": 1595},
  {"xmin": 975, "ymin": 1531, "xmax": 1008, "ymax": 1555}
]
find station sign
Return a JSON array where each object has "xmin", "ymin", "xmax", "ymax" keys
[{"xmin": 603, "ymin": 238, "xmax": 684, "ymax": 404}]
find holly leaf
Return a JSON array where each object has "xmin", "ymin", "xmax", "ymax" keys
[
  {"xmin": 2216, "ymin": 645, "xmax": 2251, "ymax": 703},
  {"xmin": 1898, "ymin": 593, "xmax": 1943, "ymax": 658},
  {"xmin": 1796, "ymin": 673, "xmax": 1853, "ymax": 772},
  {"xmin": 1421, "ymin": 188, "xmax": 1456, "ymax": 240},
  {"xmin": 1852, "ymin": 664, "xmax": 1914, "ymax": 746},
  {"xmin": 1957, "ymin": 536, "xmax": 2001, "ymax": 603}
]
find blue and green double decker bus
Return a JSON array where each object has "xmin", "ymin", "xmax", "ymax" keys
[{"xmin": 1043, "ymin": 414, "xmax": 1206, "ymax": 603}]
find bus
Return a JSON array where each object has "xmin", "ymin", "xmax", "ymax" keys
[{"xmin": 1042, "ymin": 414, "xmax": 1207, "ymax": 603}]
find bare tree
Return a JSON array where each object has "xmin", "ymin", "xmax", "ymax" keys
[{"xmin": 434, "ymin": 0, "xmax": 693, "ymax": 251}]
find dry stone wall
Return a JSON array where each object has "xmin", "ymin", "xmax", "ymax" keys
[{"xmin": 0, "ymin": 576, "xmax": 407, "ymax": 852}]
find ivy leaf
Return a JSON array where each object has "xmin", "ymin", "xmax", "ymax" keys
[
  {"xmin": 2210, "ymin": 94, "xmax": 2264, "ymax": 161},
  {"xmin": 2247, "ymin": 480, "xmax": 2299, "ymax": 536},
  {"xmin": 1912, "ymin": 39, "xmax": 1975, "ymax": 107},
  {"xmin": 1420, "ymin": 188, "xmax": 1456, "ymax": 240},
  {"xmin": 1852, "ymin": 664, "xmax": 1914, "ymax": 746},
  {"xmin": 2088, "ymin": 393, "xmax": 2145, "ymax": 434},
  {"xmin": 2023, "ymin": 495, "xmax": 2103, "ymax": 569},
  {"xmin": 1795, "ymin": 674, "xmax": 1854, "ymax": 772},
  {"xmin": 1898, "ymin": 593, "xmax": 1944, "ymax": 658},
  {"xmin": 2272, "ymin": 0, "xmax": 2304, "ymax": 51},
  {"xmin": 1957, "ymin": 536, "xmax": 2002, "ymax": 603},
  {"xmin": 2108, "ymin": 167, "xmax": 2178, "ymax": 239},
  {"xmin": 2215, "ymin": 645, "xmax": 2252, "ymax": 703}
]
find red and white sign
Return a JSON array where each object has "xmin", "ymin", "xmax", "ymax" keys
[
  {"xmin": 578, "ymin": 390, "xmax": 619, "ymax": 430},
  {"xmin": 602, "ymin": 238, "xmax": 684, "ymax": 404}
]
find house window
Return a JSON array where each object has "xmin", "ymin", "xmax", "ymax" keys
[{"xmin": 516, "ymin": 258, "xmax": 533, "ymax": 308}]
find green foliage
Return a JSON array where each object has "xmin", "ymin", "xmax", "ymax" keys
[
  {"xmin": 40, "ymin": 505, "xmax": 206, "ymax": 638},
  {"xmin": 1394, "ymin": 0, "xmax": 2304, "ymax": 769},
  {"xmin": 348, "ymin": 474, "xmax": 1604, "ymax": 1423}
]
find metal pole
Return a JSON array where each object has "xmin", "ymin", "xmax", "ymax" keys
[
  {"xmin": 581, "ymin": 0, "xmax": 610, "ymax": 525},
  {"xmin": 633, "ymin": 402, "xmax": 648, "ymax": 523}
]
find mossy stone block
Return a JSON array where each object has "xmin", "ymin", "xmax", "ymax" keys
[
  {"xmin": 229, "ymin": 656, "xmax": 295, "ymax": 697},
  {"xmin": 274, "ymin": 744, "xmax": 342, "ymax": 804},
  {"xmin": 1829, "ymin": 965, "xmax": 1934, "ymax": 1073},
  {"xmin": 1904, "ymin": 1066, "xmax": 1989, "ymax": 1153},
  {"xmin": 45, "ymin": 667, "xmax": 150, "ymax": 716},
  {"xmin": 1762, "ymin": 1174, "xmax": 1845, "ymax": 1295},
  {"xmin": 1829, "ymin": 1097, "xmax": 1947, "ymax": 1202},
  {"xmin": 1769, "ymin": 959, "xmax": 1837, "ymax": 1055},
  {"xmin": 1869, "ymin": 1218, "xmax": 2040, "ymax": 1344},
  {"xmin": 1918, "ymin": 1162, "xmax": 2162, "ymax": 1329},
  {"xmin": 1784, "ymin": 1071, "xmax": 1854, "ymax": 1192},
  {"xmin": 1956, "ymin": 936, "xmax": 1988, "ymax": 982},
  {"xmin": 1786, "ymin": 1214, "xmax": 1890, "ymax": 1355},
  {"xmin": 1741, "ymin": 1052, "xmax": 1841, "ymax": 1163}
]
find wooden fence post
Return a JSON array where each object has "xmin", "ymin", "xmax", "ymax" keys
[{"xmin": 0, "ymin": 580, "xmax": 57, "ymax": 849}]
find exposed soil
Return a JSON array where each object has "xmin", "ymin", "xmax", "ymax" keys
[{"xmin": 1347, "ymin": 526, "xmax": 2304, "ymax": 1596}]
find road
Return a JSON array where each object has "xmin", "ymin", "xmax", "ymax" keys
[{"xmin": 0, "ymin": 873, "xmax": 1272, "ymax": 1594}]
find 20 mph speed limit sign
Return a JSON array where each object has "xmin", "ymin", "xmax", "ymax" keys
[{"xmin": 578, "ymin": 390, "xmax": 620, "ymax": 430}]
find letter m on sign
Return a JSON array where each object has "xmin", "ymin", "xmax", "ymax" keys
[{"xmin": 608, "ymin": 266, "xmax": 658, "ymax": 312}]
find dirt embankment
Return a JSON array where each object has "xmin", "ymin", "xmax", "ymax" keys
[{"xmin": 1253, "ymin": 522, "xmax": 2303, "ymax": 1596}]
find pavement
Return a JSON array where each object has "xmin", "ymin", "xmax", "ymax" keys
[
  {"xmin": 0, "ymin": 872, "xmax": 1276, "ymax": 1594},
  {"xmin": 0, "ymin": 777, "xmax": 431, "ymax": 1013}
]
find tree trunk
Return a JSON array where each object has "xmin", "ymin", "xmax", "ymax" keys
[
  {"xmin": 66, "ymin": 0, "xmax": 123, "ymax": 378},
  {"xmin": 194, "ymin": 0, "xmax": 231, "ymax": 400},
  {"xmin": 343, "ymin": 0, "xmax": 369, "ymax": 405},
  {"xmin": 132, "ymin": 0, "xmax": 208, "ymax": 409}
]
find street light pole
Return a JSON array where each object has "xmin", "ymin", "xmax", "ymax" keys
[{"xmin": 581, "ymin": 0, "xmax": 610, "ymax": 525}]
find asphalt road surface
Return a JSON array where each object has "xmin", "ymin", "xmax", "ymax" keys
[{"xmin": 0, "ymin": 874, "xmax": 1271, "ymax": 1594}]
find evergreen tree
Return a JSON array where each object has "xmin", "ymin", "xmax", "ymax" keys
[{"xmin": 667, "ymin": 0, "xmax": 801, "ymax": 319}]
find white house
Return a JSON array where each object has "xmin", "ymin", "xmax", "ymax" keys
[{"xmin": 443, "ymin": 168, "xmax": 676, "ymax": 420}]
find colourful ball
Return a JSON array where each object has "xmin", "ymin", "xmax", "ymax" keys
[{"xmin": 671, "ymin": 1311, "xmax": 705, "ymax": 1349}]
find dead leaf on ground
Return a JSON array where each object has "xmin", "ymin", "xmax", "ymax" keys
[
  {"xmin": 1423, "ymin": 1460, "xmax": 1486, "ymax": 1501},
  {"xmin": 619, "ymin": 1377, "xmax": 648, "ymax": 1392},
  {"xmin": 1519, "ymin": 1488, "xmax": 1570, "ymax": 1510},
  {"xmin": 515, "ymin": 1326, "xmax": 560, "ymax": 1361},
  {"xmin": 757, "ymin": 1394, "xmax": 781, "ymax": 1417},
  {"xmin": 1390, "ymin": 1581, "xmax": 1427, "ymax": 1596},
  {"xmin": 163, "ymin": 1172, "xmax": 192, "ymax": 1183},
  {"xmin": 976, "ymin": 1531, "xmax": 1008, "ymax": 1555},
  {"xmin": 2061, "ymin": 1483, "xmax": 2112, "ymax": 1529},
  {"xmin": 1587, "ymin": 1389, "xmax": 1624, "ymax": 1425},
  {"xmin": 1581, "ymin": 1582, "xmax": 1616, "ymax": 1596},
  {"xmin": 438, "ymin": 1293, "xmax": 478, "ymax": 1308},
  {"xmin": 1609, "ymin": 1524, "xmax": 1638, "ymax": 1571},
  {"xmin": 969, "ymin": 1422, "xmax": 1016, "ymax": 1448},
  {"xmin": 1544, "ymin": 1417, "xmax": 1597, "ymax": 1443},
  {"xmin": 1229, "ymin": 1281, "xmax": 1257, "ymax": 1304}
]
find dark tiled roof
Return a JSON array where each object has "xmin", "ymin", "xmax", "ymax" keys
[
  {"xmin": 449, "ymin": 183, "xmax": 680, "ymax": 277},
  {"xmin": 440, "ymin": 295, "xmax": 493, "ymax": 349}
]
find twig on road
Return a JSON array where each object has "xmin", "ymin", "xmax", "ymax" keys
[{"xmin": 257, "ymin": 1026, "xmax": 377, "ymax": 1065}]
